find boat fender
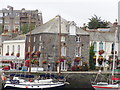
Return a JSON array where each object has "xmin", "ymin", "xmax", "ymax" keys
[{"xmin": 30, "ymin": 80, "xmax": 33, "ymax": 82}]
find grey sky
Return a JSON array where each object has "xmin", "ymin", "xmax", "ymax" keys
[{"xmin": 0, "ymin": 0, "xmax": 119, "ymax": 26}]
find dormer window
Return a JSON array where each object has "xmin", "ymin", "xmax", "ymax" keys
[{"xmin": 69, "ymin": 21, "xmax": 76, "ymax": 35}]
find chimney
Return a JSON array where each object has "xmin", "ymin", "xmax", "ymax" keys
[{"xmin": 7, "ymin": 5, "xmax": 13, "ymax": 11}]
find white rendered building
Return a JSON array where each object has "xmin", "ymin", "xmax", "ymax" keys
[
  {"xmin": 87, "ymin": 28, "xmax": 118, "ymax": 67},
  {"xmin": 2, "ymin": 35, "xmax": 25, "ymax": 59}
]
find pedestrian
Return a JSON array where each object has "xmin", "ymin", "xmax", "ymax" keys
[{"xmin": 48, "ymin": 63, "xmax": 50, "ymax": 71}]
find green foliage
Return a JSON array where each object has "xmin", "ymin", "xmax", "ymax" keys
[
  {"xmin": 21, "ymin": 24, "xmax": 35, "ymax": 34},
  {"xmin": 21, "ymin": 24, "xmax": 29, "ymax": 34},
  {"xmin": 89, "ymin": 44, "xmax": 96, "ymax": 70},
  {"xmin": 88, "ymin": 15, "xmax": 109, "ymax": 29},
  {"xmin": 0, "ymin": 24, "xmax": 2, "ymax": 34}
]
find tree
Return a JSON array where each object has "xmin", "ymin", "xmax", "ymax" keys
[
  {"xmin": 88, "ymin": 15, "xmax": 109, "ymax": 29},
  {"xmin": 89, "ymin": 44, "xmax": 96, "ymax": 70},
  {"xmin": 21, "ymin": 24, "xmax": 35, "ymax": 34},
  {"xmin": 0, "ymin": 24, "xmax": 3, "ymax": 34}
]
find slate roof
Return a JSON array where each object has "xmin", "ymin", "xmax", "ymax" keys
[
  {"xmin": 87, "ymin": 31, "xmax": 116, "ymax": 42},
  {"xmin": 12, "ymin": 34, "xmax": 26, "ymax": 40},
  {"xmin": 27, "ymin": 15, "xmax": 89, "ymax": 35}
]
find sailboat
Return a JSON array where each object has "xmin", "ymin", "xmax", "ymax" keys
[
  {"xmin": 2, "ymin": 15, "xmax": 67, "ymax": 89},
  {"xmin": 92, "ymin": 25, "xmax": 120, "ymax": 90}
]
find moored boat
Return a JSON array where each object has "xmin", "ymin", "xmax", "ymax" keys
[
  {"xmin": 92, "ymin": 82, "xmax": 120, "ymax": 90},
  {"xmin": 3, "ymin": 73, "xmax": 67, "ymax": 89}
]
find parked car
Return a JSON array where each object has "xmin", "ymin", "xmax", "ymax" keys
[{"xmin": 3, "ymin": 66, "xmax": 10, "ymax": 71}]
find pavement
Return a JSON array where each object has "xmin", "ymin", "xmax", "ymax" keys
[{"xmin": 0, "ymin": 70, "xmax": 115, "ymax": 74}]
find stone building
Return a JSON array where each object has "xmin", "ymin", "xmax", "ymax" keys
[
  {"xmin": 0, "ymin": 6, "xmax": 43, "ymax": 33},
  {"xmin": 26, "ymin": 15, "xmax": 89, "ymax": 71}
]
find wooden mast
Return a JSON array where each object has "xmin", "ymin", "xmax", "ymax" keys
[
  {"xmin": 58, "ymin": 15, "xmax": 61, "ymax": 74},
  {"xmin": 29, "ymin": 14, "xmax": 32, "ymax": 73}
]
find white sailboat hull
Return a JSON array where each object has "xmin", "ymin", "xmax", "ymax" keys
[
  {"xmin": 92, "ymin": 84, "xmax": 120, "ymax": 90},
  {"xmin": 4, "ymin": 82, "xmax": 65, "ymax": 89},
  {"xmin": 4, "ymin": 78, "xmax": 65, "ymax": 89}
]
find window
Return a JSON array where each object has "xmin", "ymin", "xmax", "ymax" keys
[
  {"xmin": 16, "ymin": 13, "xmax": 19, "ymax": 16},
  {"xmin": 112, "ymin": 43, "xmax": 115, "ymax": 51},
  {"xmin": 61, "ymin": 36, "xmax": 65, "ymax": 42},
  {"xmin": 28, "ymin": 46, "xmax": 30, "ymax": 52},
  {"xmin": 33, "ymin": 46, "xmax": 35, "ymax": 51},
  {"xmin": 4, "ymin": 25, "xmax": 9, "ymax": 30},
  {"xmin": 7, "ymin": 45, "xmax": 9, "ymax": 53},
  {"xmin": 75, "ymin": 47, "xmax": 81, "ymax": 57},
  {"xmin": 0, "ymin": 20, "xmax": 2, "ymax": 23},
  {"xmin": 39, "ymin": 46, "xmax": 41, "ymax": 51},
  {"xmin": 34, "ymin": 36, "xmax": 36, "ymax": 42},
  {"xmin": 5, "ymin": 20, "xmax": 9, "ymax": 23},
  {"xmin": 69, "ymin": 22, "xmax": 76, "ymax": 35},
  {"xmin": 93, "ymin": 42, "xmax": 97, "ymax": 52},
  {"xmin": 0, "ymin": 48, "xmax": 1, "ymax": 55},
  {"xmin": 39, "ymin": 36, "xmax": 41, "ymax": 41},
  {"xmin": 4, "ymin": 13, "xmax": 8, "ymax": 16},
  {"xmin": 29, "ymin": 37, "xmax": 30, "ymax": 42},
  {"xmin": 61, "ymin": 46, "xmax": 66, "ymax": 56},
  {"xmin": 0, "ymin": 13, "xmax": 3, "ymax": 17},
  {"xmin": 12, "ymin": 45, "xmax": 14, "ymax": 52},
  {"xmin": 99, "ymin": 41, "xmax": 103, "ymax": 50},
  {"xmin": 15, "ymin": 21, "xmax": 19, "ymax": 24},
  {"xmin": 18, "ymin": 45, "xmax": 20, "ymax": 53},
  {"xmin": 76, "ymin": 36, "xmax": 80, "ymax": 42},
  {"xmin": 14, "ymin": 26, "xmax": 20, "ymax": 30}
]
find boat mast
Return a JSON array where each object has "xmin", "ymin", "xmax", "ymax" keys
[
  {"xmin": 58, "ymin": 15, "xmax": 61, "ymax": 74},
  {"xmin": 111, "ymin": 26, "xmax": 117, "ymax": 84},
  {"xmin": 29, "ymin": 14, "xmax": 32, "ymax": 73}
]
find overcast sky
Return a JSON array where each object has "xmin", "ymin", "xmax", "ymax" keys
[{"xmin": 0, "ymin": 0, "xmax": 120, "ymax": 26}]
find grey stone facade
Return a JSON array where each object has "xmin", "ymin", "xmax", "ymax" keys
[{"xmin": 26, "ymin": 15, "xmax": 90, "ymax": 70}]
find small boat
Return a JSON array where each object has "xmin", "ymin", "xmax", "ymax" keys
[
  {"xmin": 3, "ymin": 73, "xmax": 66, "ymax": 89},
  {"xmin": 92, "ymin": 82, "xmax": 120, "ymax": 90}
]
